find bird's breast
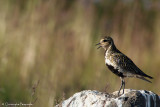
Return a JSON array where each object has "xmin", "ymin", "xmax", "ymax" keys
[
  {"xmin": 105, "ymin": 57, "xmax": 112, "ymax": 65},
  {"xmin": 105, "ymin": 52, "xmax": 115, "ymax": 66}
]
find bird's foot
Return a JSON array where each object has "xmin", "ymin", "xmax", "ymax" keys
[{"xmin": 117, "ymin": 91, "xmax": 124, "ymax": 97}]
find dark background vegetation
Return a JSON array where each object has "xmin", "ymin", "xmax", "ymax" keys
[{"xmin": 0, "ymin": 0, "xmax": 160, "ymax": 106}]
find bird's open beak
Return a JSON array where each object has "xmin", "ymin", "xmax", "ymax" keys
[{"xmin": 96, "ymin": 43, "xmax": 102, "ymax": 49}]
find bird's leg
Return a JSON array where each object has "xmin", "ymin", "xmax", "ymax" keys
[
  {"xmin": 122, "ymin": 79, "xmax": 125, "ymax": 94},
  {"xmin": 118, "ymin": 78, "xmax": 123, "ymax": 96}
]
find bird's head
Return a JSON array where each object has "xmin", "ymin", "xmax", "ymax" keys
[{"xmin": 96, "ymin": 36, "xmax": 114, "ymax": 50}]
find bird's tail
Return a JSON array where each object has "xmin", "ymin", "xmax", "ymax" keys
[
  {"xmin": 136, "ymin": 76, "xmax": 152, "ymax": 83},
  {"xmin": 143, "ymin": 74, "xmax": 153, "ymax": 79},
  {"xmin": 139, "ymin": 71, "xmax": 153, "ymax": 79},
  {"xmin": 135, "ymin": 66, "xmax": 153, "ymax": 79}
]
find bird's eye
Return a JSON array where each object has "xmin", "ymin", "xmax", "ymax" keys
[{"xmin": 103, "ymin": 40, "xmax": 107, "ymax": 42}]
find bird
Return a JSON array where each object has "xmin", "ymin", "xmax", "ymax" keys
[{"xmin": 96, "ymin": 36, "xmax": 153, "ymax": 96}]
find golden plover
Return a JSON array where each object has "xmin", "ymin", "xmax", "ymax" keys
[{"xmin": 96, "ymin": 36, "xmax": 153, "ymax": 96}]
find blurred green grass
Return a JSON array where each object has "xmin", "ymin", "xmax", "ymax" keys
[{"xmin": 0, "ymin": 0, "xmax": 160, "ymax": 106}]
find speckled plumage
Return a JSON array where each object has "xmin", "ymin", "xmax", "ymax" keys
[{"xmin": 96, "ymin": 36, "xmax": 153, "ymax": 96}]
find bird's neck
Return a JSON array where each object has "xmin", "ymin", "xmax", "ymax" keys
[{"xmin": 105, "ymin": 43, "xmax": 119, "ymax": 54}]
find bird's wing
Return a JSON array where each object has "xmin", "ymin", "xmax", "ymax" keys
[
  {"xmin": 114, "ymin": 53, "xmax": 153, "ymax": 79},
  {"xmin": 113, "ymin": 53, "xmax": 143, "ymax": 75}
]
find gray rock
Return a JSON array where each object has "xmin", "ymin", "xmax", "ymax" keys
[{"xmin": 56, "ymin": 89, "xmax": 160, "ymax": 107}]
